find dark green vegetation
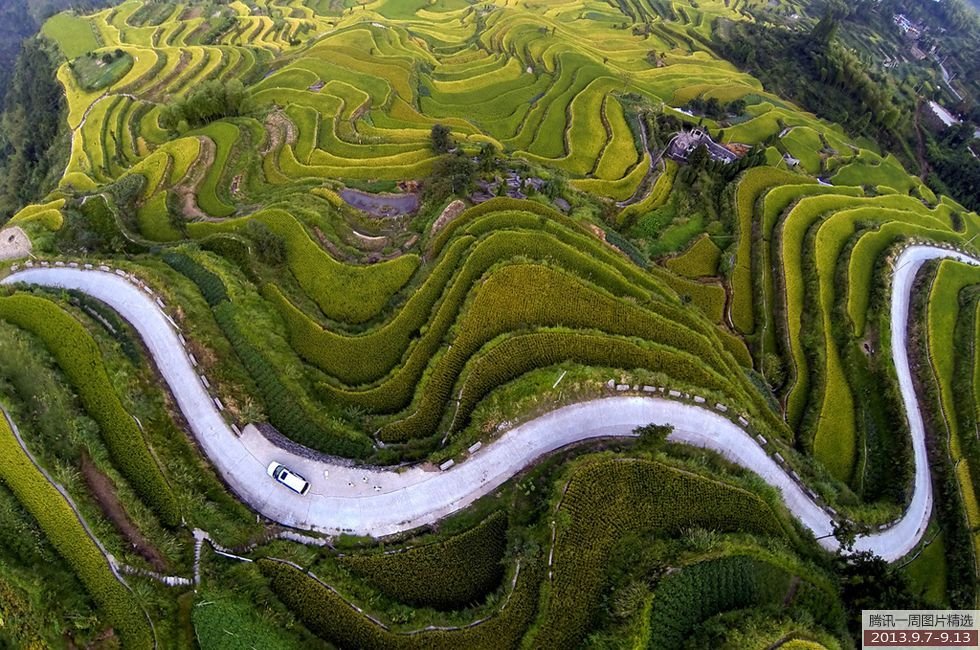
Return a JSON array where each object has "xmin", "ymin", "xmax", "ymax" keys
[
  {"xmin": 925, "ymin": 124, "xmax": 980, "ymax": 212},
  {"xmin": 0, "ymin": 294, "xmax": 180, "ymax": 526},
  {"xmin": 0, "ymin": 38, "xmax": 65, "ymax": 220},
  {"xmin": 340, "ymin": 511, "xmax": 508, "ymax": 610},
  {"xmin": 160, "ymin": 79, "xmax": 248, "ymax": 131}
]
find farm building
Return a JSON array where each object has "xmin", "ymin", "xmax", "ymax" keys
[{"xmin": 666, "ymin": 128, "xmax": 740, "ymax": 164}]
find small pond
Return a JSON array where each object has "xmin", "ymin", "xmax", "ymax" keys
[{"xmin": 339, "ymin": 188, "xmax": 419, "ymax": 217}]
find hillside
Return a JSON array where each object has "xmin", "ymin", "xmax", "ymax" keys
[{"xmin": 0, "ymin": 0, "xmax": 977, "ymax": 648}]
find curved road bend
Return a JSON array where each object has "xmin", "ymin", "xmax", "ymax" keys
[{"xmin": 2, "ymin": 245, "xmax": 977, "ymax": 560}]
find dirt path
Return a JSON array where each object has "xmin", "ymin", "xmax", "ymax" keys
[
  {"xmin": 173, "ymin": 136, "xmax": 215, "ymax": 220},
  {"xmin": 80, "ymin": 453, "xmax": 169, "ymax": 573},
  {"xmin": 428, "ymin": 199, "xmax": 466, "ymax": 238}
]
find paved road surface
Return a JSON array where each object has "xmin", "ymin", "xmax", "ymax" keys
[{"xmin": 3, "ymin": 244, "xmax": 976, "ymax": 560}]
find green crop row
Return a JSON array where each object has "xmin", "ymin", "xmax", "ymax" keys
[
  {"xmin": 664, "ymin": 234, "xmax": 721, "ymax": 278},
  {"xmin": 647, "ymin": 554, "xmax": 843, "ymax": 650},
  {"xmin": 191, "ymin": 122, "xmax": 238, "ymax": 218},
  {"xmin": 617, "ymin": 159, "xmax": 678, "ymax": 227},
  {"xmin": 259, "ymin": 557, "xmax": 543, "ymax": 650},
  {"xmin": 426, "ymin": 198, "xmax": 565, "ymax": 255},
  {"xmin": 594, "ymin": 96, "xmax": 640, "ymax": 180},
  {"xmin": 778, "ymin": 193, "xmax": 870, "ymax": 428},
  {"xmin": 341, "ymin": 511, "xmax": 508, "ymax": 610},
  {"xmin": 376, "ymin": 263, "xmax": 743, "ymax": 443},
  {"xmin": 213, "ymin": 303, "xmax": 372, "ymax": 457},
  {"xmin": 650, "ymin": 266, "xmax": 727, "ymax": 324},
  {"xmin": 808, "ymin": 205, "xmax": 954, "ymax": 480},
  {"xmin": 730, "ymin": 167, "xmax": 806, "ymax": 334},
  {"xmin": 452, "ymin": 329, "xmax": 734, "ymax": 433},
  {"xmin": 529, "ymin": 458, "xmax": 787, "ymax": 649},
  {"xmin": 163, "ymin": 252, "xmax": 372, "ymax": 457},
  {"xmin": 189, "ymin": 209, "xmax": 420, "ymax": 324},
  {"xmin": 0, "ymin": 414, "xmax": 153, "ymax": 649},
  {"xmin": 927, "ymin": 262, "xmax": 980, "ymax": 528},
  {"xmin": 426, "ymin": 199, "xmax": 671, "ymax": 299},
  {"xmin": 830, "ymin": 151, "xmax": 916, "ymax": 194},
  {"xmin": 788, "ymin": 197, "xmax": 956, "ymax": 475},
  {"xmin": 267, "ymin": 235, "xmax": 473, "ymax": 386},
  {"xmin": 571, "ymin": 152, "xmax": 650, "ymax": 201},
  {"xmin": 0, "ymin": 294, "xmax": 180, "ymax": 527},
  {"xmin": 274, "ymin": 224, "xmax": 649, "ymax": 387},
  {"xmin": 755, "ymin": 184, "xmax": 863, "ymax": 360},
  {"xmin": 163, "ymin": 251, "xmax": 229, "ymax": 306},
  {"xmin": 846, "ymin": 222, "xmax": 960, "ymax": 336}
]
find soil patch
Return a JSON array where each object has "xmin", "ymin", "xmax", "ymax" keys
[
  {"xmin": 79, "ymin": 453, "xmax": 168, "ymax": 572},
  {"xmin": 260, "ymin": 109, "xmax": 297, "ymax": 155},
  {"xmin": 429, "ymin": 199, "xmax": 465, "ymax": 237},
  {"xmin": 0, "ymin": 226, "xmax": 31, "ymax": 261}
]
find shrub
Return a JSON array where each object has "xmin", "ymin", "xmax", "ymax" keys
[
  {"xmin": 341, "ymin": 511, "xmax": 508, "ymax": 610},
  {"xmin": 244, "ymin": 220, "xmax": 287, "ymax": 266},
  {"xmin": 0, "ymin": 295, "xmax": 180, "ymax": 527},
  {"xmin": 430, "ymin": 124, "xmax": 452, "ymax": 153}
]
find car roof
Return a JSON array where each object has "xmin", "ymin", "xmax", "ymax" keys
[{"xmin": 279, "ymin": 469, "xmax": 308, "ymax": 492}]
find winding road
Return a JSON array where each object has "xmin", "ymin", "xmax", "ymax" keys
[{"xmin": 2, "ymin": 244, "xmax": 977, "ymax": 561}]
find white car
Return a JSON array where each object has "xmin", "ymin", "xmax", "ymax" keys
[{"xmin": 266, "ymin": 462, "xmax": 311, "ymax": 495}]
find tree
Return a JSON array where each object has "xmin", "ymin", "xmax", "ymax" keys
[
  {"xmin": 687, "ymin": 144, "xmax": 710, "ymax": 170},
  {"xmin": 245, "ymin": 221, "xmax": 286, "ymax": 266},
  {"xmin": 704, "ymin": 97, "xmax": 721, "ymax": 118},
  {"xmin": 831, "ymin": 519, "xmax": 859, "ymax": 551},
  {"xmin": 633, "ymin": 423, "xmax": 674, "ymax": 449},
  {"xmin": 159, "ymin": 78, "xmax": 248, "ymax": 132},
  {"xmin": 477, "ymin": 142, "xmax": 497, "ymax": 172},
  {"xmin": 423, "ymin": 151, "xmax": 475, "ymax": 202},
  {"xmin": 430, "ymin": 124, "xmax": 452, "ymax": 154},
  {"xmin": 542, "ymin": 174, "xmax": 566, "ymax": 199},
  {"xmin": 835, "ymin": 551, "xmax": 922, "ymax": 637},
  {"xmin": 0, "ymin": 37, "xmax": 64, "ymax": 221}
]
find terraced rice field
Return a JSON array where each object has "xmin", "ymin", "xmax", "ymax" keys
[{"xmin": 1, "ymin": 0, "xmax": 979, "ymax": 645}]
